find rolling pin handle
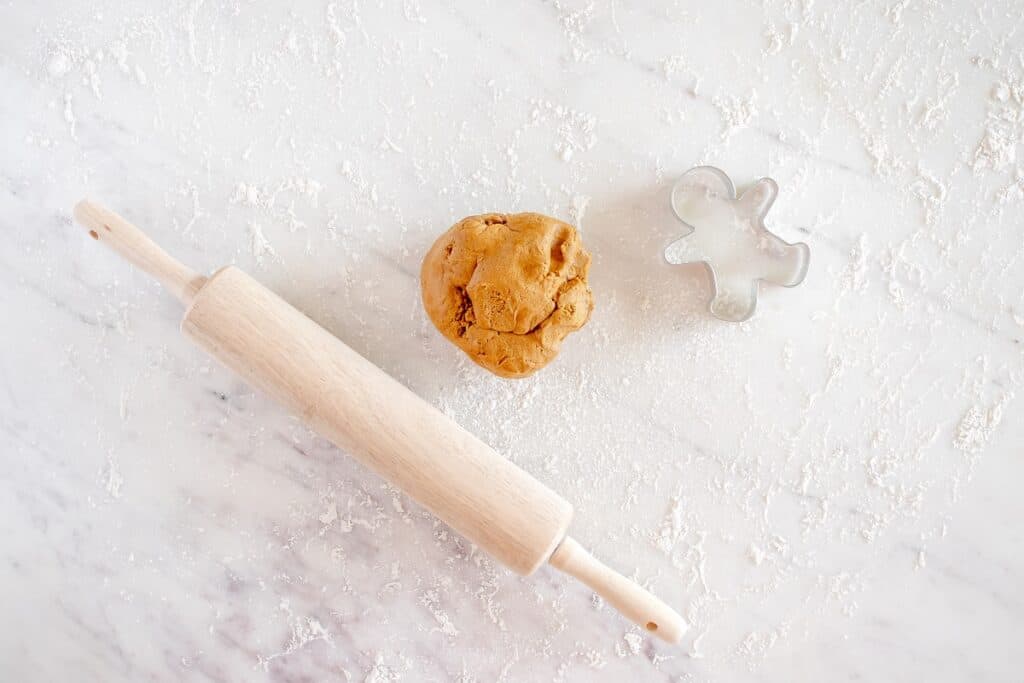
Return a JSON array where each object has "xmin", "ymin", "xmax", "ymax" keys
[
  {"xmin": 73, "ymin": 200, "xmax": 207, "ymax": 305},
  {"xmin": 550, "ymin": 536, "xmax": 688, "ymax": 644}
]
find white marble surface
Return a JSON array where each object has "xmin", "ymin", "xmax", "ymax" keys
[{"xmin": 3, "ymin": 1, "xmax": 1024, "ymax": 681}]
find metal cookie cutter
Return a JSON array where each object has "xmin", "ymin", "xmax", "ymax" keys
[{"xmin": 664, "ymin": 166, "xmax": 809, "ymax": 322}]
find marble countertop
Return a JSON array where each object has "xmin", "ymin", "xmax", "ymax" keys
[{"xmin": 3, "ymin": 1, "xmax": 1023, "ymax": 681}]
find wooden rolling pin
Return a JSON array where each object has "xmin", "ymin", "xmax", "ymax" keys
[{"xmin": 74, "ymin": 200, "xmax": 687, "ymax": 643}]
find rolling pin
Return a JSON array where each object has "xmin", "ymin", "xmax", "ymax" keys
[{"xmin": 74, "ymin": 200, "xmax": 687, "ymax": 643}]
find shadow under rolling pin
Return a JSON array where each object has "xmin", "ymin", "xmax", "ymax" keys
[{"xmin": 73, "ymin": 200, "xmax": 687, "ymax": 643}]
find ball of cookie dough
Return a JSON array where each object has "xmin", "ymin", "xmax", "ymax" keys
[{"xmin": 421, "ymin": 212, "xmax": 594, "ymax": 379}]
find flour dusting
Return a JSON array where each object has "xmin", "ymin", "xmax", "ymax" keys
[{"xmin": 7, "ymin": 0, "xmax": 1024, "ymax": 681}]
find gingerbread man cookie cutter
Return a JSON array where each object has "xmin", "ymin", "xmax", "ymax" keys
[{"xmin": 664, "ymin": 166, "xmax": 809, "ymax": 322}]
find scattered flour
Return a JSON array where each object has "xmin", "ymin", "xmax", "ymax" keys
[
  {"xmin": 569, "ymin": 194, "xmax": 590, "ymax": 229},
  {"xmin": 712, "ymin": 91, "xmax": 758, "ymax": 141},
  {"xmin": 250, "ymin": 222, "xmax": 278, "ymax": 267},
  {"xmin": 621, "ymin": 631, "xmax": 644, "ymax": 656},
  {"xmin": 953, "ymin": 394, "xmax": 1012, "ymax": 455},
  {"xmin": 102, "ymin": 456, "xmax": 123, "ymax": 499},
  {"xmin": 21, "ymin": 1, "xmax": 1024, "ymax": 680},
  {"xmin": 971, "ymin": 78, "xmax": 1024, "ymax": 173}
]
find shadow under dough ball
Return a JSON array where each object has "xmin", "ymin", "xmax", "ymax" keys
[{"xmin": 421, "ymin": 213, "xmax": 594, "ymax": 379}]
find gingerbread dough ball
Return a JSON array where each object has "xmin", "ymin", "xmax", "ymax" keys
[{"xmin": 421, "ymin": 212, "xmax": 594, "ymax": 378}]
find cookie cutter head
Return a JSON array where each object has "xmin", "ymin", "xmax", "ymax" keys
[{"xmin": 664, "ymin": 166, "xmax": 809, "ymax": 322}]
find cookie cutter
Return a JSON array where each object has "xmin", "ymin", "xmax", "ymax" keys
[{"xmin": 664, "ymin": 166, "xmax": 809, "ymax": 322}]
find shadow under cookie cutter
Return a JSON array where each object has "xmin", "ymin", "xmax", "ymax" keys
[{"xmin": 664, "ymin": 166, "xmax": 810, "ymax": 322}]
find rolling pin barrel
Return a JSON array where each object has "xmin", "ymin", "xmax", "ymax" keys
[
  {"xmin": 73, "ymin": 200, "xmax": 687, "ymax": 643},
  {"xmin": 182, "ymin": 265, "xmax": 573, "ymax": 575}
]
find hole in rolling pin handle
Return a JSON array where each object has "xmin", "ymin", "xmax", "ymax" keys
[
  {"xmin": 88, "ymin": 230, "xmax": 99, "ymax": 240},
  {"xmin": 646, "ymin": 622, "xmax": 658, "ymax": 632}
]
